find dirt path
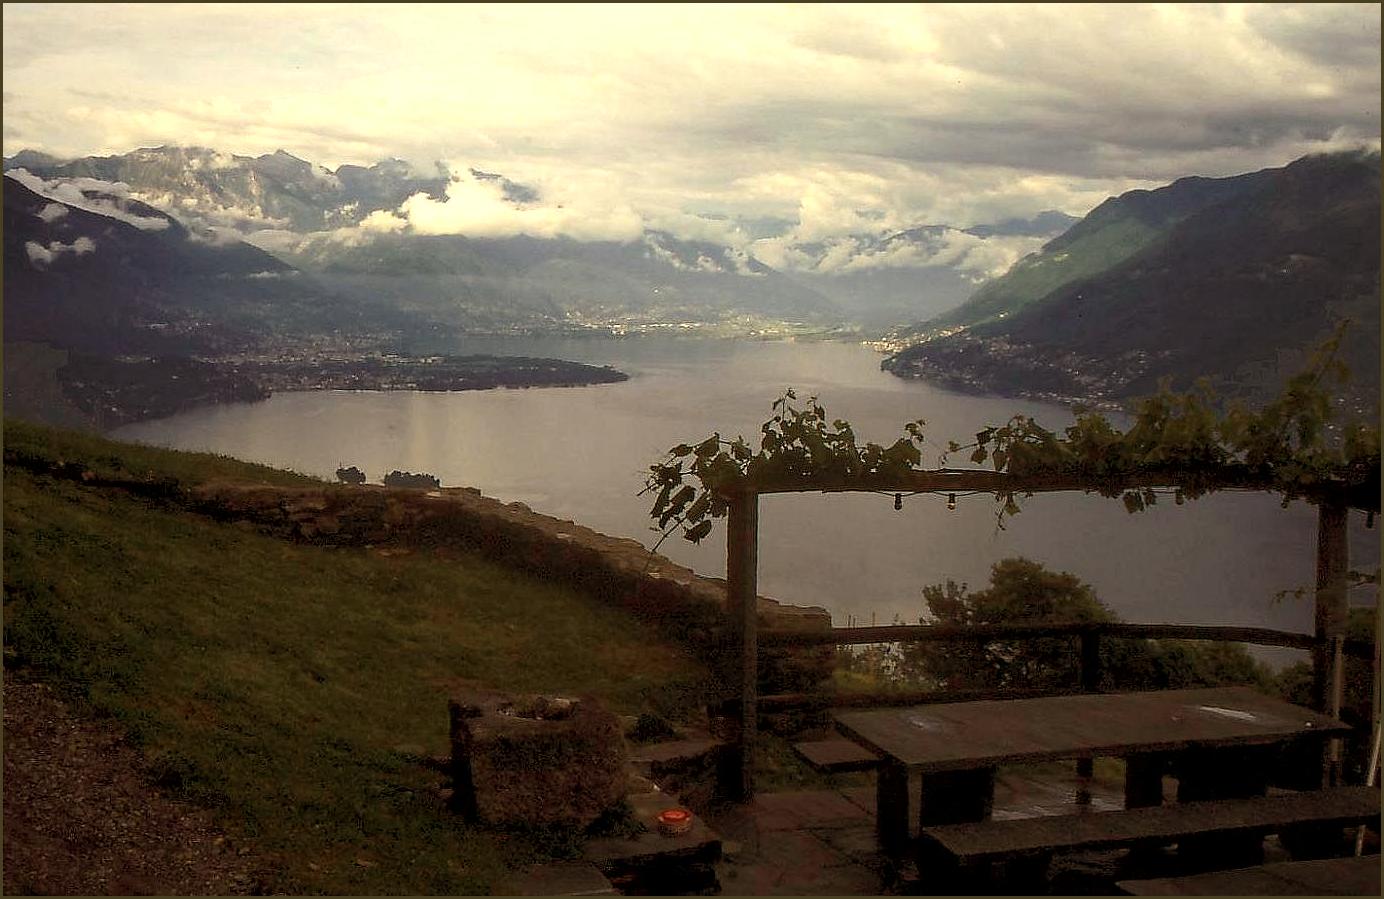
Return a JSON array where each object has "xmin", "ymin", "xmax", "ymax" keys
[{"xmin": 3, "ymin": 678, "xmax": 269, "ymax": 895}]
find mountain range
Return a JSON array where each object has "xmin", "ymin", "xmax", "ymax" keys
[
  {"xmin": 2, "ymin": 174, "xmax": 383, "ymax": 358},
  {"xmin": 883, "ymin": 150, "xmax": 1381, "ymax": 410},
  {"xmin": 772, "ymin": 215, "xmax": 1078, "ymax": 330},
  {"xmin": 3, "ymin": 145, "xmax": 1071, "ymax": 337},
  {"xmin": 6, "ymin": 143, "xmax": 1376, "ymax": 424}
]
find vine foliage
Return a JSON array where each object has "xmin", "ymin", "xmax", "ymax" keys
[
  {"xmin": 642, "ymin": 390, "xmax": 927, "ymax": 547},
  {"xmin": 644, "ymin": 330, "xmax": 1379, "ymax": 546}
]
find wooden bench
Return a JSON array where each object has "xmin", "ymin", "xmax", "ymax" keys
[
  {"xmin": 1116, "ymin": 854, "xmax": 1381, "ymax": 895},
  {"xmin": 792, "ymin": 739, "xmax": 881, "ymax": 774},
  {"xmin": 917, "ymin": 786, "xmax": 1380, "ymax": 889}
]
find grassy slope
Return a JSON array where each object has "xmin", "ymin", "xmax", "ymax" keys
[
  {"xmin": 3, "ymin": 420, "xmax": 708, "ymax": 894},
  {"xmin": 913, "ymin": 213, "xmax": 1164, "ymax": 338},
  {"xmin": 2, "ymin": 342, "xmax": 94, "ymax": 431}
]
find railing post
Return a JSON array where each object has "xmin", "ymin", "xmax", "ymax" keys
[
  {"xmin": 722, "ymin": 488, "xmax": 759, "ymax": 802},
  {"xmin": 1080, "ymin": 627, "xmax": 1103, "ymax": 693},
  {"xmin": 1313, "ymin": 501, "xmax": 1349, "ymax": 714},
  {"xmin": 1313, "ymin": 500, "xmax": 1349, "ymax": 787},
  {"xmin": 1076, "ymin": 627, "xmax": 1102, "ymax": 802}
]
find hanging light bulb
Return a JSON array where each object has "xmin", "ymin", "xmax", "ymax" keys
[
  {"xmin": 947, "ymin": 493, "xmax": 957, "ymax": 511},
  {"xmin": 893, "ymin": 493, "xmax": 903, "ymax": 511}
]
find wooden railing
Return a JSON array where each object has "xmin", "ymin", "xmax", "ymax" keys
[
  {"xmin": 717, "ymin": 616, "xmax": 1375, "ymax": 800},
  {"xmin": 754, "ymin": 621, "xmax": 1373, "ymax": 711},
  {"xmin": 716, "ymin": 472, "xmax": 1372, "ymax": 802}
]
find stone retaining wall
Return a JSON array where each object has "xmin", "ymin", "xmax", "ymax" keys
[{"xmin": 188, "ymin": 483, "xmax": 833, "ymax": 696}]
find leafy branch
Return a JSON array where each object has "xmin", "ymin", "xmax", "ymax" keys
[
  {"xmin": 1274, "ymin": 565, "xmax": 1381, "ymax": 605},
  {"xmin": 941, "ymin": 326, "xmax": 1378, "ymax": 521},
  {"xmin": 641, "ymin": 389, "xmax": 925, "ymax": 547},
  {"xmin": 644, "ymin": 330, "xmax": 1380, "ymax": 546}
]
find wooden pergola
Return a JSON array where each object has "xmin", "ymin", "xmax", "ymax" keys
[{"xmin": 717, "ymin": 468, "xmax": 1381, "ymax": 801}]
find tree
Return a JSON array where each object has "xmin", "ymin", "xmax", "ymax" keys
[
  {"xmin": 1276, "ymin": 606, "xmax": 1377, "ymax": 783},
  {"xmin": 335, "ymin": 465, "xmax": 367, "ymax": 485},
  {"xmin": 898, "ymin": 558, "xmax": 1270, "ymax": 694},
  {"xmin": 900, "ymin": 558, "xmax": 1112, "ymax": 691},
  {"xmin": 383, "ymin": 470, "xmax": 441, "ymax": 489}
]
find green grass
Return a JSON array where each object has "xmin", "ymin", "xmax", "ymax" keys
[
  {"xmin": 3, "ymin": 421, "xmax": 709, "ymax": 894},
  {"xmin": 3, "ymin": 417, "xmax": 322, "ymax": 488},
  {"xmin": 953, "ymin": 214, "xmax": 1164, "ymax": 328}
]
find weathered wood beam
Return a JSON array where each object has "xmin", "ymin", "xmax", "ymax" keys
[
  {"xmin": 759, "ymin": 621, "xmax": 1340, "ymax": 654},
  {"xmin": 729, "ymin": 468, "xmax": 1375, "ymax": 511},
  {"xmin": 758, "ymin": 686, "xmax": 1067, "ymax": 712},
  {"xmin": 1313, "ymin": 503, "xmax": 1350, "ymax": 716},
  {"xmin": 721, "ymin": 488, "xmax": 759, "ymax": 802}
]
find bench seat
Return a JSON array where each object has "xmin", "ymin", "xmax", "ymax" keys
[
  {"xmin": 1116, "ymin": 854, "xmax": 1381, "ymax": 895},
  {"xmin": 792, "ymin": 739, "xmax": 881, "ymax": 774},
  {"xmin": 918, "ymin": 786, "xmax": 1379, "ymax": 876}
]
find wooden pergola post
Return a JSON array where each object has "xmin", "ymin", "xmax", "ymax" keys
[
  {"xmin": 723, "ymin": 487, "xmax": 760, "ymax": 802},
  {"xmin": 1313, "ymin": 500, "xmax": 1349, "ymax": 785},
  {"xmin": 1313, "ymin": 501, "xmax": 1350, "ymax": 713}
]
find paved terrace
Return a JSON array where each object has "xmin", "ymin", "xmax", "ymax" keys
[
  {"xmin": 515, "ymin": 762, "xmax": 1140, "ymax": 896},
  {"xmin": 707, "ymin": 765, "xmax": 1131, "ymax": 896}
]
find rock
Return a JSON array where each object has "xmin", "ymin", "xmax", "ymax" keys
[
  {"xmin": 513, "ymin": 861, "xmax": 618, "ymax": 896},
  {"xmin": 449, "ymin": 690, "xmax": 628, "ymax": 828}
]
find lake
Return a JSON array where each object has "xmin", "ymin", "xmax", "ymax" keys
[{"xmin": 113, "ymin": 336, "xmax": 1376, "ymax": 665}]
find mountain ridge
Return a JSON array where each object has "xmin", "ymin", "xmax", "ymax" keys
[
  {"xmin": 5, "ymin": 145, "xmax": 1081, "ymax": 334},
  {"xmin": 884, "ymin": 150, "xmax": 1381, "ymax": 410}
]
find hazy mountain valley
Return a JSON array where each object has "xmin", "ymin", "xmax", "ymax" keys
[
  {"xmin": 4, "ymin": 145, "xmax": 1377, "ymax": 431},
  {"xmin": 883, "ymin": 150, "xmax": 1381, "ymax": 410}
]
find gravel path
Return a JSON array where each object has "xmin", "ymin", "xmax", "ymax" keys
[{"xmin": 3, "ymin": 678, "xmax": 269, "ymax": 895}]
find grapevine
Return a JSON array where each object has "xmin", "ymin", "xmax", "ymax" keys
[{"xmin": 644, "ymin": 331, "xmax": 1380, "ymax": 546}]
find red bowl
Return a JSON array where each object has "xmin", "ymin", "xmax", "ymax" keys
[{"xmin": 657, "ymin": 807, "xmax": 693, "ymax": 835}]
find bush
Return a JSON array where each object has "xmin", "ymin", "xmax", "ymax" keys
[
  {"xmin": 893, "ymin": 558, "xmax": 1271, "ymax": 694},
  {"xmin": 1276, "ymin": 607, "xmax": 1376, "ymax": 783},
  {"xmin": 382, "ymin": 470, "xmax": 440, "ymax": 489},
  {"xmin": 335, "ymin": 465, "xmax": 367, "ymax": 484}
]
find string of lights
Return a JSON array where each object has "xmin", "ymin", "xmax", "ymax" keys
[
  {"xmin": 875, "ymin": 489, "xmax": 989, "ymax": 511},
  {"xmin": 870, "ymin": 484, "xmax": 1379, "ymax": 515}
]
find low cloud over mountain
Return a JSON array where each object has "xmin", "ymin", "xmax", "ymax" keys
[{"xmin": 6, "ymin": 145, "xmax": 1081, "ymax": 332}]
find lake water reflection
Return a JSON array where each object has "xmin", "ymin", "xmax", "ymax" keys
[{"xmin": 114, "ymin": 336, "xmax": 1376, "ymax": 664}]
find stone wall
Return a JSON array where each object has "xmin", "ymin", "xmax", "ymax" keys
[{"xmin": 188, "ymin": 483, "xmax": 833, "ymax": 696}]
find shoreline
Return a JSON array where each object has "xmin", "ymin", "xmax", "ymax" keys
[{"xmin": 6, "ymin": 345, "xmax": 632, "ymax": 434}]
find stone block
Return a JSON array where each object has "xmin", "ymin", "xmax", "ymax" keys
[
  {"xmin": 513, "ymin": 861, "xmax": 618, "ymax": 896},
  {"xmin": 449, "ymin": 690, "xmax": 628, "ymax": 828}
]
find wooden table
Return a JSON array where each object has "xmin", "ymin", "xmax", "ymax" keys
[{"xmin": 833, "ymin": 687, "xmax": 1351, "ymax": 855}]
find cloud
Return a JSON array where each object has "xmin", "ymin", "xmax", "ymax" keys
[
  {"xmin": 641, "ymin": 233, "xmax": 758, "ymax": 276},
  {"xmin": 1246, "ymin": 4, "xmax": 1382, "ymax": 67},
  {"xmin": 396, "ymin": 171, "xmax": 643, "ymax": 242},
  {"xmin": 640, "ymin": 211, "xmax": 747, "ymax": 248},
  {"xmin": 920, "ymin": 232, "xmax": 1047, "ymax": 281},
  {"xmin": 129, "ymin": 188, "xmax": 290, "ymax": 232},
  {"xmin": 746, "ymin": 236, "xmax": 815, "ymax": 273},
  {"xmin": 304, "ymin": 166, "xmax": 647, "ymax": 246},
  {"xmin": 25, "ymin": 235, "xmax": 95, "ymax": 268},
  {"xmin": 6, "ymin": 169, "xmax": 170, "ymax": 230},
  {"xmin": 240, "ymin": 228, "xmax": 305, "ymax": 254},
  {"xmin": 185, "ymin": 148, "xmax": 239, "ymax": 171},
  {"xmin": 1, "ymin": 4, "xmax": 1376, "ymax": 239},
  {"xmin": 23, "ymin": 242, "xmax": 52, "ymax": 267},
  {"xmin": 187, "ymin": 225, "xmax": 253, "ymax": 247},
  {"xmin": 749, "ymin": 221, "xmax": 1047, "ymax": 281},
  {"xmin": 36, "ymin": 202, "xmax": 67, "ymax": 222},
  {"xmin": 359, "ymin": 208, "xmax": 407, "ymax": 233}
]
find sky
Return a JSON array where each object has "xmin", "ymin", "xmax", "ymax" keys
[{"xmin": 3, "ymin": 2, "xmax": 1380, "ymax": 249}]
